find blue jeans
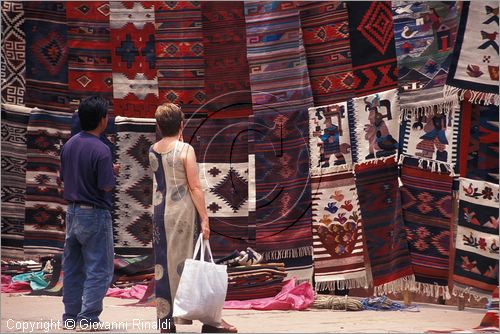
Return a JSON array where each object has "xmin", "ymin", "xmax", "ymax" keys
[{"xmin": 62, "ymin": 204, "xmax": 114, "ymax": 325}]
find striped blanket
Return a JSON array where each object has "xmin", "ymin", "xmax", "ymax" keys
[
  {"xmin": 1, "ymin": 104, "xmax": 30, "ymax": 259},
  {"xmin": 245, "ymin": 2, "xmax": 314, "ymax": 282},
  {"xmin": 24, "ymin": 108, "xmax": 72, "ymax": 258}
]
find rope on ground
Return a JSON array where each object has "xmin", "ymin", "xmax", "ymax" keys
[{"xmin": 312, "ymin": 295, "xmax": 364, "ymax": 311}]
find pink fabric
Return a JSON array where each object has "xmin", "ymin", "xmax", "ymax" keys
[
  {"xmin": 106, "ymin": 284, "xmax": 148, "ymax": 300},
  {"xmin": 1, "ymin": 276, "xmax": 31, "ymax": 293},
  {"xmin": 224, "ymin": 279, "xmax": 314, "ymax": 311}
]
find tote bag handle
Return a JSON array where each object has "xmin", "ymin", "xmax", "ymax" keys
[{"xmin": 192, "ymin": 234, "xmax": 215, "ymax": 264}]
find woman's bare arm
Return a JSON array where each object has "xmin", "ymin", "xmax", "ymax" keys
[{"xmin": 184, "ymin": 145, "xmax": 210, "ymax": 239}]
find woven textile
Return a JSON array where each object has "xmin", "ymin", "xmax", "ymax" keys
[
  {"xmin": 299, "ymin": 2, "xmax": 354, "ymax": 105},
  {"xmin": 67, "ymin": 2, "xmax": 113, "ymax": 107},
  {"xmin": 198, "ymin": 118, "xmax": 252, "ymax": 258},
  {"xmin": 1, "ymin": 1, "xmax": 25, "ymax": 105},
  {"xmin": 201, "ymin": 1, "xmax": 252, "ymax": 118},
  {"xmin": 24, "ymin": 108, "xmax": 72, "ymax": 258},
  {"xmin": 154, "ymin": 1, "xmax": 205, "ymax": 114},
  {"xmin": 401, "ymin": 158, "xmax": 453, "ymax": 297},
  {"xmin": 24, "ymin": 2, "xmax": 69, "ymax": 112},
  {"xmin": 309, "ymin": 101, "xmax": 353, "ymax": 175},
  {"xmin": 110, "ymin": 2, "xmax": 158, "ymax": 117},
  {"xmin": 354, "ymin": 157, "xmax": 414, "ymax": 294},
  {"xmin": 245, "ymin": 1, "xmax": 314, "ymax": 281},
  {"xmin": 445, "ymin": 1, "xmax": 499, "ymax": 106},
  {"xmin": 311, "ymin": 171, "xmax": 369, "ymax": 291},
  {"xmin": 349, "ymin": 88, "xmax": 400, "ymax": 163},
  {"xmin": 1, "ymin": 104, "xmax": 30, "ymax": 259},
  {"xmin": 393, "ymin": 1, "xmax": 460, "ymax": 117},
  {"xmin": 453, "ymin": 178, "xmax": 499, "ymax": 299},
  {"xmin": 475, "ymin": 287, "xmax": 499, "ymax": 332},
  {"xmin": 461, "ymin": 103, "xmax": 499, "ymax": 183},
  {"xmin": 401, "ymin": 97, "xmax": 461, "ymax": 166},
  {"xmin": 347, "ymin": 1, "xmax": 398, "ymax": 97},
  {"xmin": 113, "ymin": 117, "xmax": 155, "ymax": 255}
]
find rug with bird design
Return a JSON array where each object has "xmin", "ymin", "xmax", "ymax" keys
[
  {"xmin": 445, "ymin": 1, "xmax": 499, "ymax": 106},
  {"xmin": 453, "ymin": 178, "xmax": 499, "ymax": 299}
]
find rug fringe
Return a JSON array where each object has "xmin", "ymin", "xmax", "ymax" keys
[
  {"xmin": 452, "ymin": 285, "xmax": 490, "ymax": 302},
  {"xmin": 310, "ymin": 162, "xmax": 354, "ymax": 176},
  {"xmin": 354, "ymin": 154, "xmax": 398, "ymax": 168},
  {"xmin": 444, "ymin": 85, "xmax": 499, "ymax": 106},
  {"xmin": 400, "ymin": 95, "xmax": 458, "ymax": 121},
  {"xmin": 262, "ymin": 246, "xmax": 313, "ymax": 261},
  {"xmin": 399, "ymin": 154, "xmax": 456, "ymax": 176},
  {"xmin": 374, "ymin": 275, "xmax": 416, "ymax": 296},
  {"xmin": 409, "ymin": 282, "xmax": 451, "ymax": 300},
  {"xmin": 315, "ymin": 276, "xmax": 371, "ymax": 292}
]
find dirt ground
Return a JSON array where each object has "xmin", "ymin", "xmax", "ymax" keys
[{"xmin": 1, "ymin": 294, "xmax": 486, "ymax": 333}]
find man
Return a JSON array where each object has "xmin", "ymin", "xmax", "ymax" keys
[{"xmin": 60, "ymin": 96, "xmax": 117, "ymax": 331}]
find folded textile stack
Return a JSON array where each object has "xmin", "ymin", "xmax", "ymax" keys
[
  {"xmin": 226, "ymin": 263, "xmax": 287, "ymax": 301},
  {"xmin": 112, "ymin": 255, "xmax": 154, "ymax": 288},
  {"xmin": 0, "ymin": 260, "xmax": 43, "ymax": 276}
]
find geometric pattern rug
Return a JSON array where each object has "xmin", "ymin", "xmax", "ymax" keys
[
  {"xmin": 1, "ymin": 1, "xmax": 26, "ymax": 105},
  {"xmin": 355, "ymin": 156, "xmax": 414, "ymax": 294},
  {"xmin": 113, "ymin": 116, "xmax": 156, "ymax": 255},
  {"xmin": 24, "ymin": 2, "xmax": 69, "ymax": 112},
  {"xmin": 401, "ymin": 157, "xmax": 454, "ymax": 298},
  {"xmin": 1, "ymin": 104, "xmax": 30, "ymax": 259},
  {"xmin": 24, "ymin": 108, "xmax": 72, "ymax": 258},
  {"xmin": 453, "ymin": 178, "xmax": 499, "ymax": 299}
]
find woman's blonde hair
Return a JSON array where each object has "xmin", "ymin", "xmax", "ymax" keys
[{"xmin": 155, "ymin": 103, "xmax": 184, "ymax": 137}]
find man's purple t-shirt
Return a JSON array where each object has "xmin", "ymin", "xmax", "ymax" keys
[{"xmin": 60, "ymin": 132, "xmax": 115, "ymax": 210}]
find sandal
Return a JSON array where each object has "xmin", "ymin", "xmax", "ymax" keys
[{"xmin": 201, "ymin": 319, "xmax": 237, "ymax": 333}]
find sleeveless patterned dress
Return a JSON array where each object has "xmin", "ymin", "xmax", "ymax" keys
[{"xmin": 149, "ymin": 141, "xmax": 198, "ymax": 324}]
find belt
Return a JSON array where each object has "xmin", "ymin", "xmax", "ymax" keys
[{"xmin": 69, "ymin": 202, "xmax": 98, "ymax": 209}]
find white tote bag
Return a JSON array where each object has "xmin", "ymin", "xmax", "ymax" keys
[{"xmin": 173, "ymin": 235, "xmax": 228, "ymax": 325}]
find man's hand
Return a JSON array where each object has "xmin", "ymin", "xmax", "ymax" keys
[
  {"xmin": 113, "ymin": 163, "xmax": 121, "ymax": 175},
  {"xmin": 201, "ymin": 219, "xmax": 210, "ymax": 240}
]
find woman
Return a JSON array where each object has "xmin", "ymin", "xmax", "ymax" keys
[{"xmin": 149, "ymin": 103, "xmax": 237, "ymax": 333}]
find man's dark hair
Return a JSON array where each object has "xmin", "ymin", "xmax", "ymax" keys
[
  {"xmin": 78, "ymin": 96, "xmax": 109, "ymax": 131},
  {"xmin": 155, "ymin": 103, "xmax": 184, "ymax": 137}
]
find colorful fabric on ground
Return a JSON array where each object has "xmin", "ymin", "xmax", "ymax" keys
[
  {"xmin": 475, "ymin": 287, "xmax": 499, "ymax": 332},
  {"xmin": 347, "ymin": 1, "xmax": 398, "ymax": 96},
  {"xmin": 24, "ymin": 109, "xmax": 72, "ymax": 257},
  {"xmin": 198, "ymin": 118, "xmax": 252, "ymax": 258},
  {"xmin": 453, "ymin": 178, "xmax": 499, "ymax": 299},
  {"xmin": 226, "ymin": 263, "xmax": 286, "ymax": 301},
  {"xmin": 110, "ymin": 2, "xmax": 158, "ymax": 117},
  {"xmin": 154, "ymin": 1, "xmax": 205, "ymax": 114},
  {"xmin": 309, "ymin": 101, "xmax": 353, "ymax": 175},
  {"xmin": 66, "ymin": 2, "xmax": 113, "ymax": 107},
  {"xmin": 401, "ymin": 158, "xmax": 453, "ymax": 297},
  {"xmin": 24, "ymin": 2, "xmax": 69, "ymax": 112},
  {"xmin": 350, "ymin": 88, "xmax": 400, "ymax": 163},
  {"xmin": 445, "ymin": 1, "xmax": 499, "ymax": 106},
  {"xmin": 311, "ymin": 171, "xmax": 369, "ymax": 291},
  {"xmin": 393, "ymin": 1, "xmax": 460, "ymax": 117},
  {"xmin": 245, "ymin": 1, "xmax": 314, "ymax": 281},
  {"xmin": 461, "ymin": 103, "xmax": 499, "ymax": 183},
  {"xmin": 201, "ymin": 1, "xmax": 252, "ymax": 118},
  {"xmin": 224, "ymin": 278, "xmax": 314, "ymax": 311},
  {"xmin": 1, "ymin": 104, "xmax": 30, "ymax": 260},
  {"xmin": 299, "ymin": 2, "xmax": 354, "ymax": 105},
  {"xmin": 355, "ymin": 157, "xmax": 414, "ymax": 293},
  {"xmin": 113, "ymin": 117, "xmax": 155, "ymax": 255},
  {"xmin": 401, "ymin": 97, "xmax": 461, "ymax": 166},
  {"xmin": 1, "ymin": 1, "xmax": 25, "ymax": 105}
]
